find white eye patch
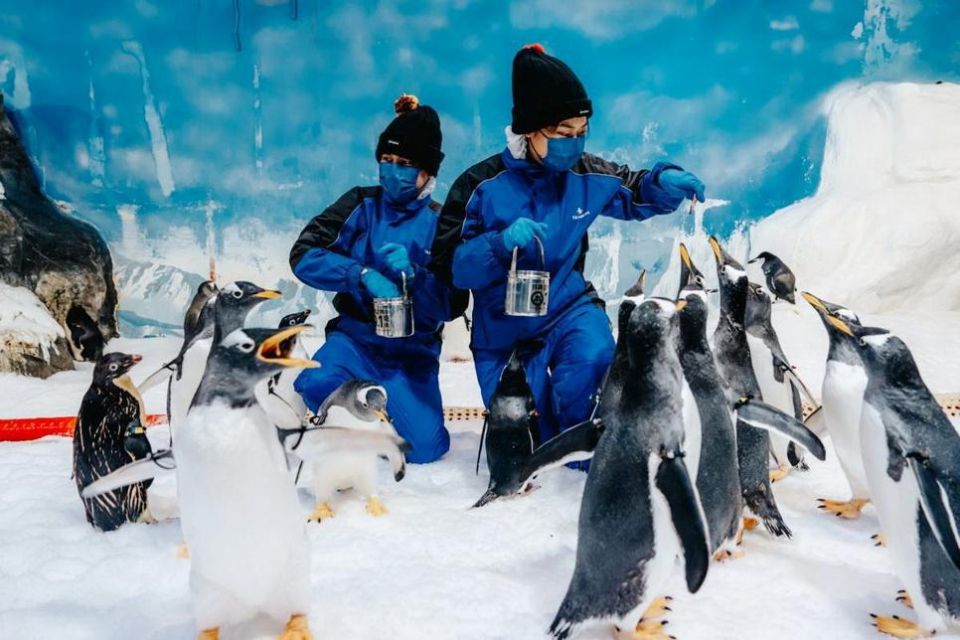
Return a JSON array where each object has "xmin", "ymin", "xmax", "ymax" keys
[
  {"xmin": 221, "ymin": 282, "xmax": 242, "ymax": 298},
  {"xmin": 222, "ymin": 328, "xmax": 255, "ymax": 352}
]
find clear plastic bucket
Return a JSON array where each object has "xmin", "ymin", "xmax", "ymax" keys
[{"xmin": 505, "ymin": 237, "xmax": 549, "ymax": 317}]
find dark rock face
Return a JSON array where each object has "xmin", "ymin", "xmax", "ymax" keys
[{"xmin": 0, "ymin": 92, "xmax": 118, "ymax": 375}]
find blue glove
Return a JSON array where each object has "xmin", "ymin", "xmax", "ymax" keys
[
  {"xmin": 360, "ymin": 268, "xmax": 401, "ymax": 298},
  {"xmin": 376, "ymin": 243, "xmax": 415, "ymax": 280},
  {"xmin": 658, "ymin": 167, "xmax": 706, "ymax": 207},
  {"xmin": 502, "ymin": 218, "xmax": 547, "ymax": 252}
]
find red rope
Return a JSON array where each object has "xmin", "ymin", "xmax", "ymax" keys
[{"xmin": 0, "ymin": 415, "xmax": 168, "ymax": 441}]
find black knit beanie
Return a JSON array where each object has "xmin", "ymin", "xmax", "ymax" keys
[
  {"xmin": 375, "ymin": 94, "xmax": 444, "ymax": 176},
  {"xmin": 511, "ymin": 44, "xmax": 593, "ymax": 135}
]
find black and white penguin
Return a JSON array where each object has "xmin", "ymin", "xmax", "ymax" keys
[
  {"xmin": 177, "ymin": 324, "xmax": 319, "ymax": 639},
  {"xmin": 748, "ymin": 251, "xmax": 796, "ymax": 304},
  {"xmin": 549, "ymin": 297, "xmax": 710, "ymax": 639},
  {"xmin": 258, "ymin": 308, "xmax": 313, "ymax": 432},
  {"xmin": 827, "ymin": 316, "xmax": 960, "ymax": 636},
  {"xmin": 65, "ymin": 305, "xmax": 105, "ymax": 362},
  {"xmin": 802, "ymin": 291, "xmax": 871, "ymax": 519},
  {"xmin": 278, "ymin": 379, "xmax": 407, "ymax": 521},
  {"xmin": 73, "ymin": 352, "xmax": 154, "ymax": 531}
]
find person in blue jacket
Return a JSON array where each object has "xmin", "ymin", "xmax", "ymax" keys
[
  {"xmin": 429, "ymin": 44, "xmax": 706, "ymax": 452},
  {"xmin": 290, "ymin": 94, "xmax": 461, "ymax": 464}
]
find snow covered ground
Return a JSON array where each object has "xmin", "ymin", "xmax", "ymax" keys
[{"xmin": 1, "ymin": 310, "xmax": 959, "ymax": 640}]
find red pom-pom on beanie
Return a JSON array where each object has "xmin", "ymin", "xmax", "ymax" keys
[{"xmin": 393, "ymin": 94, "xmax": 420, "ymax": 114}]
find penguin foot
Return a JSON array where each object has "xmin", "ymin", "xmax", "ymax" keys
[
  {"xmin": 278, "ymin": 613, "xmax": 312, "ymax": 640},
  {"xmin": 869, "ymin": 614, "xmax": 933, "ymax": 638},
  {"xmin": 896, "ymin": 590, "xmax": 914, "ymax": 610},
  {"xmin": 713, "ymin": 548, "xmax": 745, "ymax": 562},
  {"xmin": 176, "ymin": 543, "xmax": 190, "ymax": 559},
  {"xmin": 872, "ymin": 533, "xmax": 887, "ymax": 547},
  {"xmin": 197, "ymin": 628, "xmax": 219, "ymax": 640},
  {"xmin": 365, "ymin": 495, "xmax": 388, "ymax": 517},
  {"xmin": 137, "ymin": 507, "xmax": 158, "ymax": 524},
  {"xmin": 625, "ymin": 619, "xmax": 674, "ymax": 640},
  {"xmin": 817, "ymin": 498, "xmax": 868, "ymax": 519},
  {"xmin": 736, "ymin": 517, "xmax": 760, "ymax": 545},
  {"xmin": 307, "ymin": 502, "xmax": 334, "ymax": 523},
  {"xmin": 769, "ymin": 464, "xmax": 790, "ymax": 483},
  {"xmin": 643, "ymin": 596, "xmax": 673, "ymax": 619}
]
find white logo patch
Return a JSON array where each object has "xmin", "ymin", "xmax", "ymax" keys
[{"xmin": 572, "ymin": 207, "xmax": 591, "ymax": 220}]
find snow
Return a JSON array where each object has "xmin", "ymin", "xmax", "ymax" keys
[{"xmin": 0, "ymin": 283, "xmax": 65, "ymax": 366}]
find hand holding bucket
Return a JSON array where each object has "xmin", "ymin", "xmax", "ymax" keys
[
  {"xmin": 505, "ymin": 236, "xmax": 550, "ymax": 317},
  {"xmin": 374, "ymin": 272, "xmax": 415, "ymax": 338}
]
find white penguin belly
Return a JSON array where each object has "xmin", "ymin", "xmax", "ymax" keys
[
  {"xmin": 681, "ymin": 380, "xmax": 702, "ymax": 482},
  {"xmin": 311, "ymin": 452, "xmax": 378, "ymax": 499},
  {"xmin": 177, "ymin": 403, "xmax": 310, "ymax": 627},
  {"xmin": 859, "ymin": 403, "xmax": 944, "ymax": 629},
  {"xmin": 822, "ymin": 361, "xmax": 870, "ymax": 499},
  {"xmin": 169, "ymin": 338, "xmax": 212, "ymax": 440}
]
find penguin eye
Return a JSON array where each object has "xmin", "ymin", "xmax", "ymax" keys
[
  {"xmin": 232, "ymin": 289, "xmax": 244, "ymax": 299},
  {"xmin": 237, "ymin": 340, "xmax": 255, "ymax": 353},
  {"xmin": 109, "ymin": 363, "xmax": 119, "ymax": 372}
]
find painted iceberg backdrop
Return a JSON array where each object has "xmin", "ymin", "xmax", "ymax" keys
[{"xmin": 1, "ymin": 0, "xmax": 958, "ymax": 334}]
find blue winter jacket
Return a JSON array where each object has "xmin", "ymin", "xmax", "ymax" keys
[
  {"xmin": 290, "ymin": 186, "xmax": 460, "ymax": 356},
  {"xmin": 429, "ymin": 148, "xmax": 683, "ymax": 351}
]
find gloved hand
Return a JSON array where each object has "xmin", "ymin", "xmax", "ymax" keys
[
  {"xmin": 501, "ymin": 218, "xmax": 547, "ymax": 252},
  {"xmin": 659, "ymin": 168, "xmax": 706, "ymax": 207},
  {"xmin": 360, "ymin": 268, "xmax": 401, "ymax": 299},
  {"xmin": 376, "ymin": 243, "xmax": 415, "ymax": 280}
]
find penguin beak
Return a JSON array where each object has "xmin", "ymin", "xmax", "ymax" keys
[
  {"xmin": 253, "ymin": 289, "xmax": 282, "ymax": 299},
  {"xmin": 375, "ymin": 409, "xmax": 391, "ymax": 423},
  {"xmin": 257, "ymin": 325, "xmax": 319, "ymax": 368},
  {"xmin": 639, "ymin": 270, "xmax": 646, "ymax": 292},
  {"xmin": 130, "ymin": 354, "xmax": 143, "ymax": 364},
  {"xmin": 801, "ymin": 291, "xmax": 827, "ymax": 313},
  {"xmin": 679, "ymin": 243, "xmax": 693, "ymax": 270},
  {"xmin": 675, "ymin": 299, "xmax": 688, "ymax": 312},
  {"xmin": 826, "ymin": 315, "xmax": 855, "ymax": 337},
  {"xmin": 708, "ymin": 236, "xmax": 723, "ymax": 263}
]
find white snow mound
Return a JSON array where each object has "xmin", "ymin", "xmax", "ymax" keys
[
  {"xmin": 0, "ymin": 283, "xmax": 64, "ymax": 360},
  {"xmin": 749, "ymin": 82, "xmax": 960, "ymax": 313}
]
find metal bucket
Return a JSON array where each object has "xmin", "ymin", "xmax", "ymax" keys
[
  {"xmin": 373, "ymin": 272, "xmax": 414, "ymax": 338},
  {"xmin": 505, "ymin": 237, "xmax": 550, "ymax": 317}
]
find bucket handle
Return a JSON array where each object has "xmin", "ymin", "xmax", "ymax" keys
[
  {"xmin": 509, "ymin": 235, "xmax": 546, "ymax": 273},
  {"xmin": 400, "ymin": 271, "xmax": 409, "ymax": 300}
]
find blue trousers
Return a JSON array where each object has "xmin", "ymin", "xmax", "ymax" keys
[
  {"xmin": 473, "ymin": 302, "xmax": 614, "ymax": 447},
  {"xmin": 294, "ymin": 330, "xmax": 451, "ymax": 464}
]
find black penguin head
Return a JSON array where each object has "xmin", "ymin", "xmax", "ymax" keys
[
  {"xmin": 618, "ymin": 268, "xmax": 647, "ymax": 337},
  {"xmin": 801, "ymin": 291, "xmax": 862, "ymax": 330},
  {"xmin": 499, "ymin": 350, "xmax": 529, "ymax": 390},
  {"xmin": 198, "ymin": 280, "xmax": 219, "ymax": 298},
  {"xmin": 747, "ymin": 251, "xmax": 777, "ymax": 266},
  {"xmin": 709, "ymin": 236, "xmax": 748, "ymax": 317},
  {"xmin": 744, "ymin": 281, "xmax": 772, "ymax": 327},
  {"xmin": 213, "ymin": 281, "xmax": 282, "ymax": 341},
  {"xmin": 677, "ymin": 290, "xmax": 709, "ymax": 339},
  {"xmin": 678, "ymin": 243, "xmax": 707, "ymax": 296},
  {"xmin": 278, "ymin": 309, "xmax": 311, "ymax": 328},
  {"xmin": 350, "ymin": 381, "xmax": 390, "ymax": 422},
  {"xmin": 833, "ymin": 319, "xmax": 918, "ymax": 388},
  {"xmin": 194, "ymin": 325, "xmax": 317, "ymax": 408},
  {"xmin": 626, "ymin": 297, "xmax": 681, "ymax": 366},
  {"xmin": 93, "ymin": 352, "xmax": 143, "ymax": 385}
]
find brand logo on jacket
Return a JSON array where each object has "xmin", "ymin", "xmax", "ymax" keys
[{"xmin": 572, "ymin": 207, "xmax": 591, "ymax": 220}]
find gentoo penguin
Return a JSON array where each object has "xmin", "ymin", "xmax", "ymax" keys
[
  {"xmin": 802, "ymin": 291, "xmax": 871, "ymax": 519},
  {"xmin": 472, "ymin": 347, "xmax": 607, "ymax": 508},
  {"xmin": 710, "ymin": 236, "xmax": 794, "ymax": 537},
  {"xmin": 258, "ymin": 309, "xmax": 313, "ymax": 432},
  {"xmin": 278, "ymin": 379, "xmax": 407, "ymax": 521},
  {"xmin": 828, "ymin": 316, "xmax": 960, "ymax": 637},
  {"xmin": 140, "ymin": 281, "xmax": 280, "ymax": 444},
  {"xmin": 73, "ymin": 352, "xmax": 153, "ymax": 531},
  {"xmin": 748, "ymin": 251, "xmax": 796, "ymax": 303},
  {"xmin": 549, "ymin": 297, "xmax": 710, "ymax": 640},
  {"xmin": 177, "ymin": 324, "xmax": 318, "ymax": 639}
]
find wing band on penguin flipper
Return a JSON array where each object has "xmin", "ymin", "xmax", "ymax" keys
[
  {"xmin": 516, "ymin": 418, "xmax": 604, "ymax": 487},
  {"xmin": 736, "ymin": 399, "xmax": 827, "ymax": 461},
  {"xmin": 80, "ymin": 449, "xmax": 176, "ymax": 498},
  {"xmin": 908, "ymin": 455, "xmax": 960, "ymax": 572},
  {"xmin": 654, "ymin": 450, "xmax": 710, "ymax": 593}
]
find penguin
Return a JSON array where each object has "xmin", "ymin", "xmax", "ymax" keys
[
  {"xmin": 277, "ymin": 379, "xmax": 407, "ymax": 521},
  {"xmin": 65, "ymin": 306, "xmax": 105, "ymax": 361},
  {"xmin": 73, "ymin": 352, "xmax": 154, "ymax": 531},
  {"xmin": 710, "ymin": 236, "xmax": 806, "ymax": 537},
  {"xmin": 801, "ymin": 291, "xmax": 872, "ymax": 519},
  {"xmin": 177, "ymin": 324, "xmax": 319, "ymax": 639},
  {"xmin": 744, "ymin": 280, "xmax": 817, "ymax": 476},
  {"xmin": 827, "ymin": 316, "xmax": 960, "ymax": 637},
  {"xmin": 549, "ymin": 297, "xmax": 710, "ymax": 640},
  {"xmin": 139, "ymin": 281, "xmax": 280, "ymax": 444},
  {"xmin": 258, "ymin": 309, "xmax": 313, "ymax": 432},
  {"xmin": 472, "ymin": 348, "xmax": 607, "ymax": 509},
  {"xmin": 748, "ymin": 251, "xmax": 796, "ymax": 304}
]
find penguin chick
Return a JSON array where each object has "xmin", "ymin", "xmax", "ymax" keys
[
  {"xmin": 748, "ymin": 251, "xmax": 796, "ymax": 304},
  {"xmin": 73, "ymin": 352, "xmax": 153, "ymax": 531}
]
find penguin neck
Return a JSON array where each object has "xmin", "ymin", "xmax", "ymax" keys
[
  {"xmin": 213, "ymin": 306, "xmax": 249, "ymax": 344},
  {"xmin": 718, "ymin": 286, "xmax": 746, "ymax": 332},
  {"xmin": 193, "ymin": 373, "xmax": 260, "ymax": 410}
]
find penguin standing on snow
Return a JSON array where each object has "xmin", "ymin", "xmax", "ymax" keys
[
  {"xmin": 277, "ymin": 380, "xmax": 407, "ymax": 521},
  {"xmin": 828, "ymin": 316, "xmax": 960, "ymax": 637},
  {"xmin": 73, "ymin": 352, "xmax": 154, "ymax": 531},
  {"xmin": 748, "ymin": 251, "xmax": 796, "ymax": 304},
  {"xmin": 177, "ymin": 324, "xmax": 319, "ymax": 639},
  {"xmin": 549, "ymin": 298, "xmax": 710, "ymax": 639},
  {"xmin": 802, "ymin": 292, "xmax": 872, "ymax": 519}
]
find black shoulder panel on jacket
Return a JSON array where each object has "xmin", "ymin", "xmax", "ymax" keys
[
  {"xmin": 289, "ymin": 185, "xmax": 379, "ymax": 270},
  {"xmin": 576, "ymin": 152, "xmax": 649, "ymax": 204}
]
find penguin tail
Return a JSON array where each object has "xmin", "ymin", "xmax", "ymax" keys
[
  {"xmin": 547, "ymin": 615, "xmax": 574, "ymax": 640},
  {"xmin": 471, "ymin": 488, "xmax": 500, "ymax": 509},
  {"xmin": 744, "ymin": 493, "xmax": 792, "ymax": 538}
]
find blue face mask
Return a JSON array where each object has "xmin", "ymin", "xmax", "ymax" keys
[
  {"xmin": 541, "ymin": 135, "xmax": 586, "ymax": 173},
  {"xmin": 379, "ymin": 162, "xmax": 421, "ymax": 205}
]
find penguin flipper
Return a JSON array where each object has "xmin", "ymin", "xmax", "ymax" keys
[
  {"xmin": 517, "ymin": 418, "xmax": 604, "ymax": 488},
  {"xmin": 780, "ymin": 365, "xmax": 819, "ymax": 408},
  {"xmin": 137, "ymin": 363, "xmax": 175, "ymax": 394},
  {"xmin": 803, "ymin": 405, "xmax": 827, "ymax": 437},
  {"xmin": 654, "ymin": 449, "xmax": 710, "ymax": 593},
  {"xmin": 80, "ymin": 450, "xmax": 176, "ymax": 498},
  {"xmin": 736, "ymin": 399, "xmax": 827, "ymax": 461},
  {"xmin": 908, "ymin": 455, "xmax": 960, "ymax": 571}
]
